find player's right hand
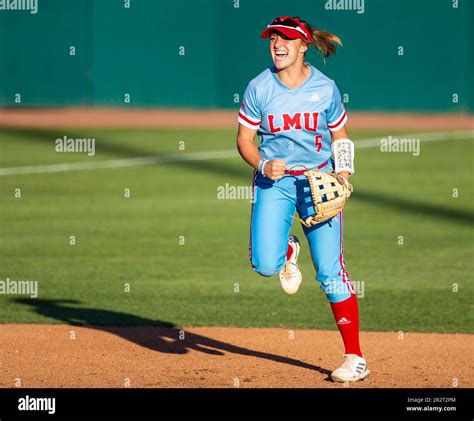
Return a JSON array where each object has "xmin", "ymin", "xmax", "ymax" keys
[{"xmin": 264, "ymin": 159, "xmax": 286, "ymax": 180}]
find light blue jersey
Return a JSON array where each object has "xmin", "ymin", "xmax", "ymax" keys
[
  {"xmin": 238, "ymin": 64, "xmax": 347, "ymax": 169},
  {"xmin": 241, "ymin": 63, "xmax": 353, "ymax": 303}
]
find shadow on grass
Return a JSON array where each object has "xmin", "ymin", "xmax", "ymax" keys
[
  {"xmin": 0, "ymin": 127, "xmax": 249, "ymax": 180},
  {"xmin": 14, "ymin": 298, "xmax": 332, "ymax": 378},
  {"xmin": 2, "ymin": 128, "xmax": 471, "ymax": 225},
  {"xmin": 351, "ymin": 190, "xmax": 474, "ymax": 225}
]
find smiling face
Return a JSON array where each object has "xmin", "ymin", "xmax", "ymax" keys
[{"xmin": 269, "ymin": 31, "xmax": 308, "ymax": 71}]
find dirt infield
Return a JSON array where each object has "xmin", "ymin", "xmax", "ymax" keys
[
  {"xmin": 0, "ymin": 108, "xmax": 472, "ymax": 130},
  {"xmin": 1, "ymin": 109, "xmax": 472, "ymax": 389},
  {"xmin": 0, "ymin": 325, "xmax": 472, "ymax": 388}
]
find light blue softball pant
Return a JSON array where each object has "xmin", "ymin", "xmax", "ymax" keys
[{"xmin": 249, "ymin": 168, "xmax": 354, "ymax": 303}]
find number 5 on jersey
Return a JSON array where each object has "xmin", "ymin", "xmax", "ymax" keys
[{"xmin": 314, "ymin": 135, "xmax": 323, "ymax": 152}]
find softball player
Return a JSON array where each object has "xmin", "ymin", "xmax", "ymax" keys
[{"xmin": 236, "ymin": 16, "xmax": 369, "ymax": 382}]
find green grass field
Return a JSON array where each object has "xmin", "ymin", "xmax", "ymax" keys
[{"xmin": 0, "ymin": 127, "xmax": 472, "ymax": 333}]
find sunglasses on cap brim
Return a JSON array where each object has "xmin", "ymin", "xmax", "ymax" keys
[{"xmin": 261, "ymin": 16, "xmax": 311, "ymax": 41}]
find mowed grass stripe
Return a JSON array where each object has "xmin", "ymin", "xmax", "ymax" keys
[
  {"xmin": 0, "ymin": 130, "xmax": 472, "ymax": 176},
  {"xmin": 0, "ymin": 128, "xmax": 472, "ymax": 332}
]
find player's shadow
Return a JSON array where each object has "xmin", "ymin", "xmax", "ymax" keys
[{"xmin": 14, "ymin": 298, "xmax": 332, "ymax": 378}]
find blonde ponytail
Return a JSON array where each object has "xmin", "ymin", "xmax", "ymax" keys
[
  {"xmin": 293, "ymin": 16, "xmax": 342, "ymax": 58},
  {"xmin": 309, "ymin": 28, "xmax": 342, "ymax": 58}
]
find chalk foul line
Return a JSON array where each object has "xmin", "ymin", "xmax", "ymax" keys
[{"xmin": 0, "ymin": 130, "xmax": 472, "ymax": 176}]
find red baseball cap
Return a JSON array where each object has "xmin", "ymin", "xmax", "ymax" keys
[{"xmin": 261, "ymin": 16, "xmax": 311, "ymax": 41}]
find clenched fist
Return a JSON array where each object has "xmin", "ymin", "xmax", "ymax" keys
[{"xmin": 263, "ymin": 159, "xmax": 286, "ymax": 180}]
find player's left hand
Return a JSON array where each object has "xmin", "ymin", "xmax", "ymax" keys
[{"xmin": 337, "ymin": 171, "xmax": 351, "ymax": 181}]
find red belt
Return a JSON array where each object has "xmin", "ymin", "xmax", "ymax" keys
[{"xmin": 284, "ymin": 161, "xmax": 328, "ymax": 176}]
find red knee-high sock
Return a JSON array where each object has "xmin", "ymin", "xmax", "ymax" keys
[{"xmin": 330, "ymin": 294, "xmax": 362, "ymax": 357}]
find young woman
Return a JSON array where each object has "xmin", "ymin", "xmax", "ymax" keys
[{"xmin": 236, "ymin": 16, "xmax": 369, "ymax": 382}]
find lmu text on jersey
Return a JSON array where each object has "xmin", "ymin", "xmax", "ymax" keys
[{"xmin": 268, "ymin": 112, "xmax": 319, "ymax": 133}]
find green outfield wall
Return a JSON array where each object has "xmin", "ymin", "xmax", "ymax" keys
[{"xmin": 0, "ymin": 0, "xmax": 472, "ymax": 112}]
